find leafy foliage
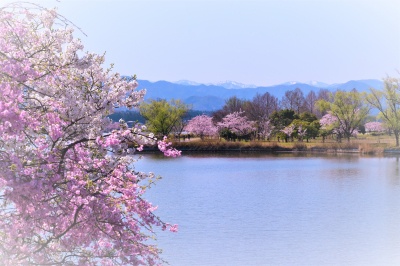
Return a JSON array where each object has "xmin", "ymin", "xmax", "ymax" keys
[
  {"xmin": 367, "ymin": 76, "xmax": 400, "ymax": 146},
  {"xmin": 139, "ymin": 99, "xmax": 188, "ymax": 137},
  {"xmin": 270, "ymin": 109, "xmax": 299, "ymax": 131},
  {"xmin": 317, "ymin": 90, "xmax": 370, "ymax": 141}
]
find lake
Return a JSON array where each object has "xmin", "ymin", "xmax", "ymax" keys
[{"xmin": 136, "ymin": 153, "xmax": 400, "ymax": 266}]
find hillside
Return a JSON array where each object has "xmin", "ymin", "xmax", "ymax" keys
[{"xmin": 136, "ymin": 79, "xmax": 383, "ymax": 111}]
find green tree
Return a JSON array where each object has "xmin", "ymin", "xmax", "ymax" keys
[
  {"xmin": 291, "ymin": 112, "xmax": 320, "ymax": 141},
  {"xmin": 269, "ymin": 109, "xmax": 298, "ymax": 141},
  {"xmin": 140, "ymin": 99, "xmax": 188, "ymax": 136},
  {"xmin": 367, "ymin": 76, "xmax": 400, "ymax": 146},
  {"xmin": 308, "ymin": 120, "xmax": 322, "ymax": 139},
  {"xmin": 299, "ymin": 111, "xmax": 318, "ymax": 123},
  {"xmin": 317, "ymin": 90, "xmax": 370, "ymax": 142},
  {"xmin": 270, "ymin": 109, "xmax": 299, "ymax": 130}
]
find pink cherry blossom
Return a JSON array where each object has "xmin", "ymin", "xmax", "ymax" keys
[
  {"xmin": 281, "ymin": 124, "xmax": 295, "ymax": 137},
  {"xmin": 365, "ymin": 121, "xmax": 385, "ymax": 133},
  {"xmin": 297, "ymin": 125, "xmax": 307, "ymax": 139},
  {"xmin": 217, "ymin": 111, "xmax": 256, "ymax": 136},
  {"xmin": 0, "ymin": 4, "xmax": 178, "ymax": 265},
  {"xmin": 319, "ymin": 113, "xmax": 338, "ymax": 128},
  {"xmin": 184, "ymin": 115, "xmax": 218, "ymax": 140},
  {"xmin": 259, "ymin": 120, "xmax": 274, "ymax": 139},
  {"xmin": 158, "ymin": 136, "xmax": 182, "ymax": 157}
]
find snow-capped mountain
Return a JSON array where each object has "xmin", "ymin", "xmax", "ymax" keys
[
  {"xmin": 209, "ymin": 81, "xmax": 257, "ymax": 89},
  {"xmin": 306, "ymin": 81, "xmax": 330, "ymax": 88},
  {"xmin": 173, "ymin": 80, "xmax": 257, "ymax": 89},
  {"xmin": 174, "ymin": 80, "xmax": 203, "ymax": 86},
  {"xmin": 280, "ymin": 81, "xmax": 330, "ymax": 88},
  {"xmin": 280, "ymin": 81, "xmax": 301, "ymax": 86}
]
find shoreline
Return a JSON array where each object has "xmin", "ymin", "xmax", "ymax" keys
[{"xmin": 142, "ymin": 140, "xmax": 400, "ymax": 155}]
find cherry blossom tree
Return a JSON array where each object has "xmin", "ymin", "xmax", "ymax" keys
[
  {"xmin": 281, "ymin": 124, "xmax": 295, "ymax": 142},
  {"xmin": 364, "ymin": 121, "xmax": 385, "ymax": 133},
  {"xmin": 259, "ymin": 120, "xmax": 274, "ymax": 140},
  {"xmin": 217, "ymin": 111, "xmax": 255, "ymax": 141},
  {"xmin": 297, "ymin": 125, "xmax": 307, "ymax": 142},
  {"xmin": 0, "ymin": 4, "xmax": 179, "ymax": 265},
  {"xmin": 319, "ymin": 112, "xmax": 361, "ymax": 141},
  {"xmin": 319, "ymin": 113, "xmax": 339, "ymax": 128},
  {"xmin": 319, "ymin": 113, "xmax": 341, "ymax": 140},
  {"xmin": 184, "ymin": 115, "xmax": 218, "ymax": 140}
]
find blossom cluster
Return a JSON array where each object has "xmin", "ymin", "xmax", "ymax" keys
[
  {"xmin": 319, "ymin": 113, "xmax": 338, "ymax": 128},
  {"xmin": 364, "ymin": 121, "xmax": 385, "ymax": 133},
  {"xmin": 260, "ymin": 120, "xmax": 275, "ymax": 139},
  {"xmin": 158, "ymin": 136, "xmax": 182, "ymax": 157},
  {"xmin": 0, "ymin": 5, "xmax": 178, "ymax": 265},
  {"xmin": 281, "ymin": 124, "xmax": 295, "ymax": 137},
  {"xmin": 184, "ymin": 114, "xmax": 218, "ymax": 139},
  {"xmin": 216, "ymin": 111, "xmax": 256, "ymax": 136}
]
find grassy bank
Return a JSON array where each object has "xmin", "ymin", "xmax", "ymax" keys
[{"xmin": 165, "ymin": 135, "xmax": 400, "ymax": 155}]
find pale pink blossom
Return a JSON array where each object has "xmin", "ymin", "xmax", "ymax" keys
[
  {"xmin": 217, "ymin": 111, "xmax": 256, "ymax": 136},
  {"xmin": 0, "ymin": 5, "xmax": 178, "ymax": 265},
  {"xmin": 184, "ymin": 115, "xmax": 218, "ymax": 139},
  {"xmin": 365, "ymin": 121, "xmax": 385, "ymax": 133},
  {"xmin": 281, "ymin": 124, "xmax": 295, "ymax": 137},
  {"xmin": 158, "ymin": 136, "xmax": 181, "ymax": 157}
]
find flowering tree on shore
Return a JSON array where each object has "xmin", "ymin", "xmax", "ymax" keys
[
  {"xmin": 297, "ymin": 125, "xmax": 307, "ymax": 141},
  {"xmin": 217, "ymin": 111, "xmax": 255, "ymax": 140},
  {"xmin": 259, "ymin": 120, "xmax": 274, "ymax": 140},
  {"xmin": 319, "ymin": 112, "xmax": 360, "ymax": 141},
  {"xmin": 319, "ymin": 113, "xmax": 339, "ymax": 128},
  {"xmin": 281, "ymin": 124, "xmax": 295, "ymax": 142},
  {"xmin": 364, "ymin": 121, "xmax": 385, "ymax": 133},
  {"xmin": 0, "ymin": 4, "xmax": 179, "ymax": 265},
  {"xmin": 319, "ymin": 113, "xmax": 342, "ymax": 140},
  {"xmin": 184, "ymin": 115, "xmax": 218, "ymax": 140}
]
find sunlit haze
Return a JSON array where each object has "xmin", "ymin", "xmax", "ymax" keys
[{"xmin": 4, "ymin": 0, "xmax": 400, "ymax": 86}]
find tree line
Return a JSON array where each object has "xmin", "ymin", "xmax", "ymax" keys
[{"xmin": 131, "ymin": 76, "xmax": 400, "ymax": 146}]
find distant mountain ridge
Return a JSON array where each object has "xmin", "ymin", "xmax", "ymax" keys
[
  {"xmin": 174, "ymin": 80, "xmax": 257, "ymax": 89},
  {"xmin": 136, "ymin": 79, "xmax": 383, "ymax": 111}
]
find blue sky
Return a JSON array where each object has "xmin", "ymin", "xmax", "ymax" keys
[{"xmin": 4, "ymin": 0, "xmax": 400, "ymax": 86}]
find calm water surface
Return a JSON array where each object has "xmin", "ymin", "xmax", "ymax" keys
[{"xmin": 136, "ymin": 153, "xmax": 400, "ymax": 266}]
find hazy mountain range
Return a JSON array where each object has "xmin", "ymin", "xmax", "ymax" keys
[{"xmin": 135, "ymin": 79, "xmax": 383, "ymax": 111}]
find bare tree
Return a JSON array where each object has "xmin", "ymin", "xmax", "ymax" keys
[
  {"xmin": 242, "ymin": 92, "xmax": 279, "ymax": 139},
  {"xmin": 317, "ymin": 88, "xmax": 331, "ymax": 101},
  {"xmin": 304, "ymin": 90, "xmax": 317, "ymax": 114},
  {"xmin": 223, "ymin": 96, "xmax": 244, "ymax": 113},
  {"xmin": 262, "ymin": 92, "xmax": 280, "ymax": 117},
  {"xmin": 243, "ymin": 92, "xmax": 279, "ymax": 121},
  {"xmin": 213, "ymin": 96, "xmax": 245, "ymax": 123},
  {"xmin": 281, "ymin": 88, "xmax": 305, "ymax": 114}
]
